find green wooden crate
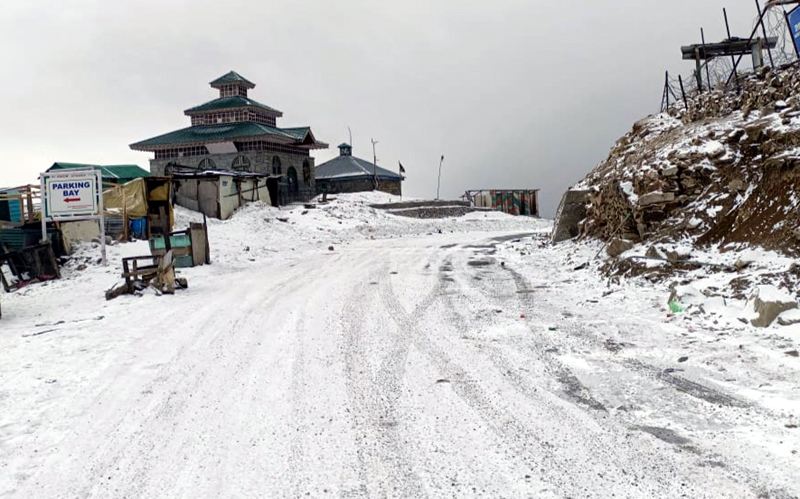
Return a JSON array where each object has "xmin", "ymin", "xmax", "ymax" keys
[{"xmin": 148, "ymin": 233, "xmax": 193, "ymax": 268}]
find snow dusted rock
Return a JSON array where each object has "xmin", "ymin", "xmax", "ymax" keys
[
  {"xmin": 661, "ymin": 166, "xmax": 679, "ymax": 177},
  {"xmin": 638, "ymin": 191, "xmax": 675, "ymax": 207},
  {"xmin": 734, "ymin": 251, "xmax": 758, "ymax": 270},
  {"xmin": 551, "ymin": 189, "xmax": 590, "ymax": 243},
  {"xmin": 777, "ymin": 309, "xmax": 800, "ymax": 326},
  {"xmin": 645, "ymin": 246, "xmax": 667, "ymax": 260},
  {"xmin": 606, "ymin": 238, "xmax": 634, "ymax": 258},
  {"xmin": 686, "ymin": 217, "xmax": 703, "ymax": 230},
  {"xmin": 727, "ymin": 178, "xmax": 746, "ymax": 193},
  {"xmin": 650, "ymin": 244, "xmax": 692, "ymax": 263},
  {"xmin": 668, "ymin": 285, "xmax": 706, "ymax": 310},
  {"xmin": 750, "ymin": 285, "xmax": 798, "ymax": 328}
]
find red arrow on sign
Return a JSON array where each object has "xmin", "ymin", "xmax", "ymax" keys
[{"xmin": 64, "ymin": 198, "xmax": 81, "ymax": 203}]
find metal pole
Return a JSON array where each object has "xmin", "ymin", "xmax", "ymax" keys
[
  {"xmin": 97, "ymin": 170, "xmax": 106, "ymax": 266},
  {"xmin": 665, "ymin": 71, "xmax": 670, "ymax": 109},
  {"xmin": 40, "ymin": 174, "xmax": 47, "ymax": 243},
  {"xmin": 701, "ymin": 28, "xmax": 713, "ymax": 89},
  {"xmin": 756, "ymin": 0, "xmax": 776, "ymax": 69},
  {"xmin": 724, "ymin": 8, "xmax": 742, "ymax": 92},
  {"xmin": 436, "ymin": 155, "xmax": 444, "ymax": 200},
  {"xmin": 679, "ymin": 75, "xmax": 689, "ymax": 110},
  {"xmin": 724, "ymin": 19, "xmax": 769, "ymax": 86},
  {"xmin": 371, "ymin": 138, "xmax": 378, "ymax": 190}
]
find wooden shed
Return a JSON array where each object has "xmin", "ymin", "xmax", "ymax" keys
[{"xmin": 172, "ymin": 171, "xmax": 270, "ymax": 220}]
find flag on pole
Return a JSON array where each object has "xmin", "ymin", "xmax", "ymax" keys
[{"xmin": 399, "ymin": 162, "xmax": 406, "ymax": 174}]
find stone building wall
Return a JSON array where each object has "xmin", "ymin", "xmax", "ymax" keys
[
  {"xmin": 150, "ymin": 151, "xmax": 316, "ymax": 192},
  {"xmin": 317, "ymin": 178, "xmax": 401, "ymax": 196}
]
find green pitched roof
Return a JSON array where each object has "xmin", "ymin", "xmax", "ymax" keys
[
  {"xmin": 130, "ymin": 122, "xmax": 299, "ymax": 150},
  {"xmin": 48, "ymin": 163, "xmax": 150, "ymax": 181},
  {"xmin": 184, "ymin": 96, "xmax": 281, "ymax": 116},
  {"xmin": 210, "ymin": 71, "xmax": 255, "ymax": 88},
  {"xmin": 281, "ymin": 127, "xmax": 311, "ymax": 140}
]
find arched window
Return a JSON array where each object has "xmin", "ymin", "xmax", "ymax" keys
[
  {"xmin": 198, "ymin": 158, "xmax": 216, "ymax": 170},
  {"xmin": 272, "ymin": 156, "xmax": 282, "ymax": 176},
  {"xmin": 302, "ymin": 160, "xmax": 311, "ymax": 184},
  {"xmin": 287, "ymin": 167, "xmax": 299, "ymax": 194},
  {"xmin": 232, "ymin": 155, "xmax": 251, "ymax": 172}
]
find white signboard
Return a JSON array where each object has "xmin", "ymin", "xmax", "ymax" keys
[
  {"xmin": 40, "ymin": 168, "xmax": 106, "ymax": 265},
  {"xmin": 44, "ymin": 170, "xmax": 100, "ymax": 217}
]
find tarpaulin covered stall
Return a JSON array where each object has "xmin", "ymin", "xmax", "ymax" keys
[{"xmin": 102, "ymin": 177, "xmax": 173, "ymax": 238}]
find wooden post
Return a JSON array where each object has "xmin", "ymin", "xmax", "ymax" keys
[
  {"xmin": 0, "ymin": 262, "xmax": 10, "ymax": 292},
  {"xmin": 159, "ymin": 206, "xmax": 170, "ymax": 251},
  {"xmin": 122, "ymin": 187, "xmax": 128, "ymax": 242},
  {"xmin": 203, "ymin": 214, "xmax": 211, "ymax": 264},
  {"xmin": 26, "ymin": 189, "xmax": 34, "ymax": 223},
  {"xmin": 189, "ymin": 222, "xmax": 205, "ymax": 267},
  {"xmin": 46, "ymin": 242, "xmax": 60, "ymax": 279},
  {"xmin": 31, "ymin": 248, "xmax": 43, "ymax": 279}
]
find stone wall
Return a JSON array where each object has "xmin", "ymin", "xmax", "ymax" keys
[
  {"xmin": 317, "ymin": 178, "xmax": 401, "ymax": 196},
  {"xmin": 150, "ymin": 151, "xmax": 315, "ymax": 192}
]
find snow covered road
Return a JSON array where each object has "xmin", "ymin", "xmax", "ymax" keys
[{"xmin": 2, "ymin": 227, "xmax": 798, "ymax": 498}]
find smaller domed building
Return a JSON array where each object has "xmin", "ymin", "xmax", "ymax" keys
[{"xmin": 315, "ymin": 143, "xmax": 404, "ymax": 196}]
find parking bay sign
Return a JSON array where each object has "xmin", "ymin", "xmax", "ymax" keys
[{"xmin": 45, "ymin": 170, "xmax": 99, "ymax": 217}]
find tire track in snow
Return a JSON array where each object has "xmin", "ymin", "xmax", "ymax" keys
[
  {"xmin": 37, "ymin": 268, "xmax": 310, "ymax": 498},
  {"xmin": 288, "ymin": 312, "xmax": 309, "ymax": 498},
  {"xmin": 375, "ymin": 242, "xmax": 755, "ymax": 498},
  {"xmin": 463, "ymin": 242, "xmax": 785, "ymax": 496},
  {"xmin": 498, "ymin": 261, "xmax": 752, "ymax": 411},
  {"xmin": 377, "ymin": 268, "xmax": 571, "ymax": 496},
  {"xmin": 340, "ymin": 253, "xmax": 439, "ymax": 498},
  {"xmin": 452, "ymin": 259, "xmax": 608, "ymax": 412},
  {"xmin": 436, "ymin": 258, "xmax": 713, "ymax": 496}
]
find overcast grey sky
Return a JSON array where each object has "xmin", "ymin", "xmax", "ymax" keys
[{"xmin": 0, "ymin": 0, "xmax": 770, "ymax": 216}]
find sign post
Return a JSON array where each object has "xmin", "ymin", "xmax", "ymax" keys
[{"xmin": 40, "ymin": 168, "xmax": 106, "ymax": 265}]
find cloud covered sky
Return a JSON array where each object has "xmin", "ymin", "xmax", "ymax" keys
[{"xmin": 0, "ymin": 0, "xmax": 771, "ymax": 216}]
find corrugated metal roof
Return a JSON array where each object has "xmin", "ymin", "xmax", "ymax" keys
[
  {"xmin": 48, "ymin": 163, "xmax": 150, "ymax": 181},
  {"xmin": 130, "ymin": 122, "xmax": 297, "ymax": 150},
  {"xmin": 209, "ymin": 71, "xmax": 255, "ymax": 88},
  {"xmin": 315, "ymin": 155, "xmax": 404, "ymax": 181},
  {"xmin": 184, "ymin": 96, "xmax": 281, "ymax": 115}
]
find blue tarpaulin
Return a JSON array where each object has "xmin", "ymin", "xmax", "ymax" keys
[{"xmin": 130, "ymin": 218, "xmax": 147, "ymax": 238}]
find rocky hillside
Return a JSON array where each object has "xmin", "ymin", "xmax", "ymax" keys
[{"xmin": 563, "ymin": 64, "xmax": 800, "ymax": 257}]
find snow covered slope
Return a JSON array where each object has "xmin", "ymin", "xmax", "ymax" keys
[{"xmin": 575, "ymin": 65, "xmax": 800, "ymax": 256}]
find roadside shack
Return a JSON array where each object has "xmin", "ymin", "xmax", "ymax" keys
[{"xmin": 171, "ymin": 169, "xmax": 270, "ymax": 220}]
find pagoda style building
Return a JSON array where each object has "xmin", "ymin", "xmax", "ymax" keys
[{"xmin": 130, "ymin": 71, "xmax": 328, "ymax": 196}]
